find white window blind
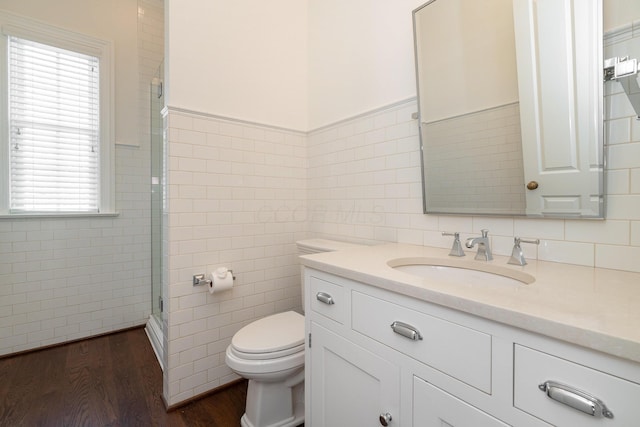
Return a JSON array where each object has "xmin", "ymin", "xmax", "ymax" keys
[{"xmin": 8, "ymin": 35, "xmax": 100, "ymax": 213}]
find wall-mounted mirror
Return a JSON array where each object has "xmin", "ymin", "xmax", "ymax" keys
[{"xmin": 413, "ymin": 0, "xmax": 605, "ymax": 218}]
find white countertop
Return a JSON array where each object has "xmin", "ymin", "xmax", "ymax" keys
[{"xmin": 300, "ymin": 243, "xmax": 640, "ymax": 364}]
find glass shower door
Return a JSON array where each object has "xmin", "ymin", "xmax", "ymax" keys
[{"xmin": 150, "ymin": 63, "xmax": 164, "ymax": 318}]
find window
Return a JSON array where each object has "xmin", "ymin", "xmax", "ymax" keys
[
  {"xmin": 9, "ymin": 36, "xmax": 100, "ymax": 212},
  {"xmin": 1, "ymin": 12, "xmax": 114, "ymax": 216}
]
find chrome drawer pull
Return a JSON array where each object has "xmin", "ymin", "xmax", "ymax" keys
[
  {"xmin": 390, "ymin": 321, "xmax": 423, "ymax": 341},
  {"xmin": 316, "ymin": 292, "xmax": 335, "ymax": 305},
  {"xmin": 538, "ymin": 381, "xmax": 613, "ymax": 419}
]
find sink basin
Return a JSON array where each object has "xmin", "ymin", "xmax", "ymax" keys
[{"xmin": 388, "ymin": 257, "xmax": 535, "ymax": 285}]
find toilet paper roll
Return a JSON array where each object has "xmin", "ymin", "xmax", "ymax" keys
[{"xmin": 209, "ymin": 267, "xmax": 233, "ymax": 294}]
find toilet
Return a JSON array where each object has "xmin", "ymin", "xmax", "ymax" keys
[{"xmin": 225, "ymin": 239, "xmax": 362, "ymax": 427}]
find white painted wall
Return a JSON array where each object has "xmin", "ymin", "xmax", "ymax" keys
[
  {"xmin": 416, "ymin": 0, "xmax": 518, "ymax": 121},
  {"xmin": 165, "ymin": 0, "xmax": 640, "ymax": 132},
  {"xmin": 307, "ymin": 0, "xmax": 639, "ymax": 130},
  {"xmin": 165, "ymin": 0, "xmax": 308, "ymax": 131},
  {"xmin": 605, "ymin": 0, "xmax": 640, "ymax": 30},
  {"xmin": 0, "ymin": 0, "xmax": 140, "ymax": 146},
  {"xmin": 307, "ymin": 0, "xmax": 425, "ymax": 129}
]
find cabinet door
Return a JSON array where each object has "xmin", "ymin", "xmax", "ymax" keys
[
  {"xmin": 309, "ymin": 322, "xmax": 400, "ymax": 426},
  {"xmin": 414, "ymin": 376, "xmax": 510, "ymax": 427}
]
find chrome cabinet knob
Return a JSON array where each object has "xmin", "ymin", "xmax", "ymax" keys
[{"xmin": 379, "ymin": 412, "xmax": 392, "ymax": 426}]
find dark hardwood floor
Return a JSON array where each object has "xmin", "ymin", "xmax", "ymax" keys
[{"xmin": 0, "ymin": 327, "xmax": 247, "ymax": 426}]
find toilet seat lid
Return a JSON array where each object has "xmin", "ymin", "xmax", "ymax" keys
[{"xmin": 232, "ymin": 311, "xmax": 304, "ymax": 355}]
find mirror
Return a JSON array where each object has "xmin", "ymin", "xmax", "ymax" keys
[{"xmin": 413, "ymin": 0, "xmax": 605, "ymax": 218}]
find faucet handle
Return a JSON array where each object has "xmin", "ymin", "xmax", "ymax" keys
[
  {"xmin": 442, "ymin": 232, "xmax": 465, "ymax": 257},
  {"xmin": 480, "ymin": 229, "xmax": 489, "ymax": 238},
  {"xmin": 517, "ymin": 237, "xmax": 540, "ymax": 246},
  {"xmin": 508, "ymin": 237, "xmax": 540, "ymax": 266}
]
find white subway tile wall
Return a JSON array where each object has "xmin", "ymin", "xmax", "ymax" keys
[
  {"xmin": 307, "ymin": 102, "xmax": 423, "ymax": 245},
  {"xmin": 423, "ymin": 103, "xmax": 525, "ymax": 214},
  {"xmin": 164, "ymin": 109, "xmax": 308, "ymax": 404},
  {"xmin": 0, "ymin": 0, "xmax": 163, "ymax": 357},
  {"xmin": 306, "ymin": 82, "xmax": 639, "ymax": 274},
  {"xmin": 0, "ymin": 157, "xmax": 149, "ymax": 356}
]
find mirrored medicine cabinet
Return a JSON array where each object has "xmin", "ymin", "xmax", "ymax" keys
[{"xmin": 413, "ymin": 0, "xmax": 607, "ymax": 218}]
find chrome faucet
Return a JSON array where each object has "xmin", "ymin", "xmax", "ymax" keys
[{"xmin": 465, "ymin": 229, "xmax": 493, "ymax": 261}]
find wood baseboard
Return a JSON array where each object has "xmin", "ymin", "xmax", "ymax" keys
[
  {"xmin": 166, "ymin": 378, "xmax": 247, "ymax": 412},
  {"xmin": 0, "ymin": 324, "xmax": 146, "ymax": 360}
]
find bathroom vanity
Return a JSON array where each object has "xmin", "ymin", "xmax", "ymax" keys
[{"xmin": 301, "ymin": 244, "xmax": 640, "ymax": 426}]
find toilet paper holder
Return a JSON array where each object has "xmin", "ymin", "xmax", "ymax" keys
[{"xmin": 193, "ymin": 270, "xmax": 235, "ymax": 287}]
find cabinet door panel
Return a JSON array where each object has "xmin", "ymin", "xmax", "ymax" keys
[
  {"xmin": 413, "ymin": 376, "xmax": 509, "ymax": 427},
  {"xmin": 310, "ymin": 322, "xmax": 400, "ymax": 426}
]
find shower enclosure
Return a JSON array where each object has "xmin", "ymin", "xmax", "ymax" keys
[{"xmin": 147, "ymin": 62, "xmax": 165, "ymax": 369}]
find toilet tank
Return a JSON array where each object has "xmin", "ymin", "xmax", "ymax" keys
[{"xmin": 296, "ymin": 239, "xmax": 364, "ymax": 312}]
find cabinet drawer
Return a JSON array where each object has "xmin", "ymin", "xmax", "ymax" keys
[
  {"xmin": 514, "ymin": 345, "xmax": 640, "ymax": 426},
  {"xmin": 309, "ymin": 275, "xmax": 347, "ymax": 324},
  {"xmin": 414, "ymin": 376, "xmax": 508, "ymax": 426},
  {"xmin": 352, "ymin": 291, "xmax": 492, "ymax": 393}
]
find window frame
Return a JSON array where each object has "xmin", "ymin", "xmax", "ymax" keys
[{"xmin": 0, "ymin": 11, "xmax": 115, "ymax": 217}]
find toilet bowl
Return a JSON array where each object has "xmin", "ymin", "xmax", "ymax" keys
[
  {"xmin": 225, "ymin": 238, "xmax": 362, "ymax": 427},
  {"xmin": 226, "ymin": 311, "xmax": 305, "ymax": 427}
]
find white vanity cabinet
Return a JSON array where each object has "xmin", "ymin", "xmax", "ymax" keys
[
  {"xmin": 303, "ymin": 268, "xmax": 640, "ymax": 427},
  {"xmin": 306, "ymin": 272, "xmax": 400, "ymax": 426},
  {"xmin": 308, "ymin": 322, "xmax": 400, "ymax": 426}
]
